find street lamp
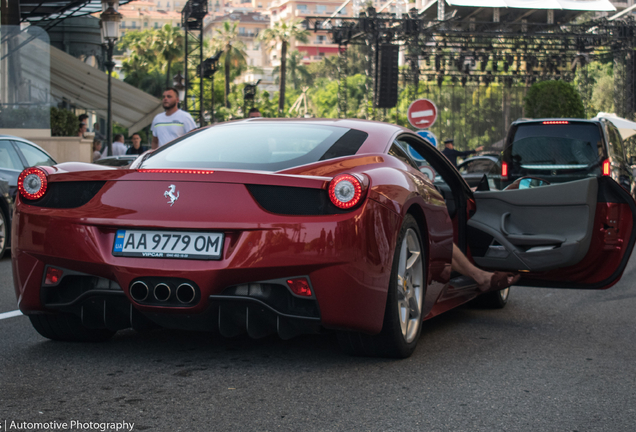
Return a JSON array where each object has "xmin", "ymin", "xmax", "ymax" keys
[
  {"xmin": 100, "ymin": 1, "xmax": 122, "ymax": 156},
  {"xmin": 243, "ymin": 79, "xmax": 261, "ymax": 118}
]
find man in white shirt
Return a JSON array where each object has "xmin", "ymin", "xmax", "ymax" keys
[
  {"xmin": 151, "ymin": 88, "xmax": 197, "ymax": 149},
  {"xmin": 103, "ymin": 134, "xmax": 127, "ymax": 157}
]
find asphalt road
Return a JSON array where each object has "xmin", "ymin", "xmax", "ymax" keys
[{"xmin": 1, "ymin": 251, "xmax": 635, "ymax": 432}]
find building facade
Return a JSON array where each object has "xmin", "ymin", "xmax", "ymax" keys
[
  {"xmin": 205, "ymin": 10, "xmax": 270, "ymax": 68},
  {"xmin": 119, "ymin": 0, "xmax": 182, "ymax": 37},
  {"xmin": 205, "ymin": 11, "xmax": 276, "ymax": 90}
]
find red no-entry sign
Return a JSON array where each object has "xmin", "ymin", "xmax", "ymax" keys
[{"xmin": 407, "ymin": 99, "xmax": 438, "ymax": 129}]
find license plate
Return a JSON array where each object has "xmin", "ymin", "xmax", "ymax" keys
[{"xmin": 112, "ymin": 229, "xmax": 224, "ymax": 260}]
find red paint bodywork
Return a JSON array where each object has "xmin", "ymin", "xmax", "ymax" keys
[{"xmin": 11, "ymin": 120, "xmax": 455, "ymax": 334}]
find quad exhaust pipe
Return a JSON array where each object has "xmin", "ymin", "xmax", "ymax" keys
[
  {"xmin": 176, "ymin": 283, "xmax": 196, "ymax": 304},
  {"xmin": 129, "ymin": 281, "xmax": 149, "ymax": 302},
  {"xmin": 153, "ymin": 283, "xmax": 171, "ymax": 302},
  {"xmin": 129, "ymin": 279, "xmax": 198, "ymax": 305}
]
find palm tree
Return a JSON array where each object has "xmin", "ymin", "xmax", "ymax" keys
[
  {"xmin": 119, "ymin": 29, "xmax": 154, "ymax": 74},
  {"xmin": 279, "ymin": 50, "xmax": 312, "ymax": 90},
  {"xmin": 212, "ymin": 21, "xmax": 248, "ymax": 108},
  {"xmin": 152, "ymin": 24, "xmax": 185, "ymax": 88},
  {"xmin": 259, "ymin": 20, "xmax": 309, "ymax": 113}
]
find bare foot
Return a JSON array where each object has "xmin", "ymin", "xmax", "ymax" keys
[
  {"xmin": 475, "ymin": 270, "xmax": 493, "ymax": 291},
  {"xmin": 486, "ymin": 272, "xmax": 521, "ymax": 292}
]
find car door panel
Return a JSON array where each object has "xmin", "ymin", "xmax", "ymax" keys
[
  {"xmin": 469, "ymin": 178, "xmax": 597, "ymax": 271},
  {"xmin": 468, "ymin": 176, "xmax": 636, "ymax": 289}
]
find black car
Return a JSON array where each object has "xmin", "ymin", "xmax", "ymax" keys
[
  {"xmin": 93, "ymin": 155, "xmax": 138, "ymax": 167},
  {"xmin": 495, "ymin": 119, "xmax": 635, "ymax": 197},
  {"xmin": 0, "ymin": 135, "xmax": 57, "ymax": 200},
  {"xmin": 456, "ymin": 155, "xmax": 500, "ymax": 188}
]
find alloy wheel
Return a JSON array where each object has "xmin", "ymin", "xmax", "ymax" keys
[
  {"xmin": 396, "ymin": 228, "xmax": 424, "ymax": 343},
  {"xmin": 500, "ymin": 287, "xmax": 510, "ymax": 301}
]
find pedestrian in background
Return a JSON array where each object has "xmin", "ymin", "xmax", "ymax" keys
[
  {"xmin": 150, "ymin": 88, "xmax": 196, "ymax": 149},
  {"xmin": 126, "ymin": 133, "xmax": 145, "ymax": 155},
  {"xmin": 78, "ymin": 123, "xmax": 87, "ymax": 138},
  {"xmin": 103, "ymin": 133, "xmax": 127, "ymax": 157},
  {"xmin": 92, "ymin": 139, "xmax": 102, "ymax": 162},
  {"xmin": 93, "ymin": 122, "xmax": 105, "ymax": 142},
  {"xmin": 441, "ymin": 139, "xmax": 483, "ymax": 167}
]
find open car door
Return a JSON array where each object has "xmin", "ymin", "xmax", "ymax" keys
[
  {"xmin": 468, "ymin": 176, "xmax": 636, "ymax": 289},
  {"xmin": 395, "ymin": 132, "xmax": 635, "ymax": 290}
]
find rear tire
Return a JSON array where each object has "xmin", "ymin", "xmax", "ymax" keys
[
  {"xmin": 29, "ymin": 313, "xmax": 115, "ymax": 342},
  {"xmin": 475, "ymin": 287, "xmax": 510, "ymax": 309},
  {"xmin": 338, "ymin": 214, "xmax": 426, "ymax": 358}
]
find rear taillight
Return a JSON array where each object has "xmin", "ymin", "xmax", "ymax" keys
[
  {"xmin": 501, "ymin": 161, "xmax": 509, "ymax": 180},
  {"xmin": 542, "ymin": 121, "xmax": 569, "ymax": 125},
  {"xmin": 602, "ymin": 159, "xmax": 611, "ymax": 176},
  {"xmin": 328, "ymin": 174, "xmax": 364, "ymax": 209},
  {"xmin": 17, "ymin": 167, "xmax": 48, "ymax": 200}
]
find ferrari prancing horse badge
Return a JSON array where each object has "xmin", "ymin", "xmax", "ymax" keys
[{"xmin": 164, "ymin": 184, "xmax": 179, "ymax": 206}]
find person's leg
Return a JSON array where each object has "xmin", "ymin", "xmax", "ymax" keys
[{"xmin": 451, "ymin": 244, "xmax": 519, "ymax": 291}]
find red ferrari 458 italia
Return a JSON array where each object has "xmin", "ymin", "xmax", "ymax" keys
[{"xmin": 12, "ymin": 119, "xmax": 636, "ymax": 358}]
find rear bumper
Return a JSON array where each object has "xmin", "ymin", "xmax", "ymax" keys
[
  {"xmin": 27, "ymin": 270, "xmax": 323, "ymax": 338},
  {"xmin": 12, "ymin": 199, "xmax": 401, "ymax": 334}
]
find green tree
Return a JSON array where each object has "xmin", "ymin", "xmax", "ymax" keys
[
  {"xmin": 211, "ymin": 21, "xmax": 248, "ymax": 108},
  {"xmin": 306, "ymin": 55, "xmax": 337, "ymax": 80},
  {"xmin": 119, "ymin": 28, "xmax": 182, "ymax": 97},
  {"xmin": 152, "ymin": 25, "xmax": 185, "ymax": 88},
  {"xmin": 273, "ymin": 50, "xmax": 312, "ymax": 90},
  {"xmin": 524, "ymin": 80, "xmax": 585, "ymax": 118},
  {"xmin": 591, "ymin": 75, "xmax": 615, "ymax": 114},
  {"xmin": 253, "ymin": 89, "xmax": 278, "ymax": 118},
  {"xmin": 50, "ymin": 107, "xmax": 79, "ymax": 136},
  {"xmin": 119, "ymin": 30, "xmax": 155, "ymax": 83},
  {"xmin": 307, "ymin": 45, "xmax": 369, "ymax": 80},
  {"xmin": 582, "ymin": 61, "xmax": 615, "ymax": 115},
  {"xmin": 259, "ymin": 20, "xmax": 309, "ymax": 113},
  {"xmin": 286, "ymin": 50, "xmax": 312, "ymax": 90},
  {"xmin": 118, "ymin": 29, "xmax": 155, "ymax": 60}
]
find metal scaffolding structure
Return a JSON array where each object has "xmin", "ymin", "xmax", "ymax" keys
[
  {"xmin": 181, "ymin": 0, "xmax": 207, "ymax": 125},
  {"xmin": 337, "ymin": 44, "xmax": 348, "ymax": 118},
  {"xmin": 305, "ymin": 9, "xmax": 636, "ymax": 120}
]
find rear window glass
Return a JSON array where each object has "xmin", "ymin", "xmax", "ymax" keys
[
  {"xmin": 511, "ymin": 123, "xmax": 602, "ymax": 169},
  {"xmin": 142, "ymin": 123, "xmax": 367, "ymax": 171}
]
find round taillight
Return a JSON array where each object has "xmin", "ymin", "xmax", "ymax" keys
[
  {"xmin": 18, "ymin": 167, "xmax": 48, "ymax": 200},
  {"xmin": 329, "ymin": 174, "xmax": 363, "ymax": 209}
]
